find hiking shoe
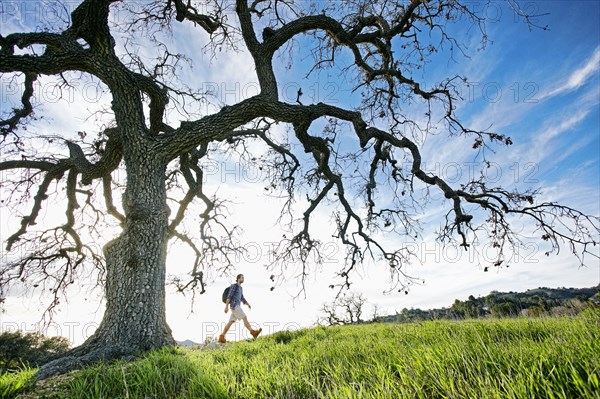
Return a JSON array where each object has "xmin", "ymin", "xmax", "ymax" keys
[
  {"xmin": 250, "ymin": 328, "xmax": 262, "ymax": 339},
  {"xmin": 218, "ymin": 334, "xmax": 226, "ymax": 344}
]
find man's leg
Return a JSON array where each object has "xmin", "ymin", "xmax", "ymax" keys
[
  {"xmin": 219, "ymin": 320, "xmax": 235, "ymax": 343},
  {"xmin": 242, "ymin": 317, "xmax": 252, "ymax": 331},
  {"xmin": 243, "ymin": 317, "xmax": 262, "ymax": 339},
  {"xmin": 223, "ymin": 320, "xmax": 235, "ymax": 334}
]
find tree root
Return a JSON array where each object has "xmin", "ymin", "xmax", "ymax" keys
[{"xmin": 33, "ymin": 344, "xmax": 139, "ymax": 381}]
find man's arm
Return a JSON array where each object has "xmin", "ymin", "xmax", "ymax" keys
[{"xmin": 242, "ymin": 294, "xmax": 251, "ymax": 309}]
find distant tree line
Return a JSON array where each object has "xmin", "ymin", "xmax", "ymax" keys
[{"xmin": 374, "ymin": 286, "xmax": 599, "ymax": 324}]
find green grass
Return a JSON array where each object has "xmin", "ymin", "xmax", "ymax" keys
[
  {"xmin": 0, "ymin": 366, "xmax": 35, "ymax": 399},
  {"xmin": 5, "ymin": 310, "xmax": 600, "ymax": 399}
]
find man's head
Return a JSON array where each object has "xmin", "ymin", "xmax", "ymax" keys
[{"xmin": 236, "ymin": 274, "xmax": 244, "ymax": 284}]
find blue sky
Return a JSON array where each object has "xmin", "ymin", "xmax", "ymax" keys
[{"xmin": 0, "ymin": 1, "xmax": 599, "ymax": 344}]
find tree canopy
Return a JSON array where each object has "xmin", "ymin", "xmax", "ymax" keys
[{"xmin": 0, "ymin": 0, "xmax": 598, "ymax": 378}]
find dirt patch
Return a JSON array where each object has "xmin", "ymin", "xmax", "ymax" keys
[{"xmin": 16, "ymin": 370, "xmax": 79, "ymax": 399}]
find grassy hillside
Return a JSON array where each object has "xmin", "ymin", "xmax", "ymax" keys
[{"xmin": 5, "ymin": 310, "xmax": 600, "ymax": 399}]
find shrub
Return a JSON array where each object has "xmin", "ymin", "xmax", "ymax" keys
[{"xmin": 0, "ymin": 330, "xmax": 70, "ymax": 373}]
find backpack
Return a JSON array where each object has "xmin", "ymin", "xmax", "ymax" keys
[{"xmin": 222, "ymin": 286, "xmax": 231, "ymax": 303}]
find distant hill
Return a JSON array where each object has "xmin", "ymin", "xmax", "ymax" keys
[
  {"xmin": 176, "ymin": 339, "xmax": 199, "ymax": 347},
  {"xmin": 374, "ymin": 286, "xmax": 599, "ymax": 323}
]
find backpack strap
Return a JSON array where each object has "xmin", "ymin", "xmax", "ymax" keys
[{"xmin": 229, "ymin": 283, "xmax": 238, "ymax": 299}]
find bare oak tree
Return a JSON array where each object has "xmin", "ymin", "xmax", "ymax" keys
[
  {"xmin": 318, "ymin": 292, "xmax": 367, "ymax": 326},
  {"xmin": 0, "ymin": 0, "xmax": 598, "ymax": 379}
]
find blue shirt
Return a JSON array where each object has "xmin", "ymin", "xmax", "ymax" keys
[{"xmin": 227, "ymin": 283, "xmax": 247, "ymax": 309}]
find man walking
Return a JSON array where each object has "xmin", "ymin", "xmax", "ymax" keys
[{"xmin": 218, "ymin": 274, "xmax": 262, "ymax": 343}]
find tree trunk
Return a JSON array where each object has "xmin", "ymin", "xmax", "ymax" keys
[
  {"xmin": 90, "ymin": 158, "xmax": 174, "ymax": 349},
  {"xmin": 35, "ymin": 154, "xmax": 175, "ymax": 379}
]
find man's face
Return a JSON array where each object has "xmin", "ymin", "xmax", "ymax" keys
[{"xmin": 238, "ymin": 275, "xmax": 245, "ymax": 284}]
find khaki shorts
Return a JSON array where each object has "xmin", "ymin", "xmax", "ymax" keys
[{"xmin": 229, "ymin": 306, "xmax": 247, "ymax": 321}]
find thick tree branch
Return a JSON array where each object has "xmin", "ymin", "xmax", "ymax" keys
[
  {"xmin": 170, "ymin": 0, "xmax": 221, "ymax": 33},
  {"xmin": 236, "ymin": 0, "xmax": 278, "ymax": 97},
  {"xmin": 65, "ymin": 128, "xmax": 123, "ymax": 185}
]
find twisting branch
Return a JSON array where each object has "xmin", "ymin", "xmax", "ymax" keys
[
  {"xmin": 102, "ymin": 174, "xmax": 125, "ymax": 223},
  {"xmin": 166, "ymin": 141, "xmax": 243, "ymax": 299},
  {"xmin": 3, "ymin": 162, "xmax": 68, "ymax": 251},
  {"xmin": 0, "ymin": 127, "xmax": 122, "ymax": 316},
  {"xmin": 0, "ymin": 72, "xmax": 37, "ymax": 139}
]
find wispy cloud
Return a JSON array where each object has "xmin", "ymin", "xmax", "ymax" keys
[
  {"xmin": 541, "ymin": 108, "xmax": 590, "ymax": 142},
  {"xmin": 541, "ymin": 47, "xmax": 600, "ymax": 100},
  {"xmin": 514, "ymin": 84, "xmax": 599, "ymax": 168},
  {"xmin": 466, "ymin": 47, "xmax": 600, "ymax": 137}
]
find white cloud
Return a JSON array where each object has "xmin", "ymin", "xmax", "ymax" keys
[{"xmin": 541, "ymin": 47, "xmax": 600, "ymax": 100}]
